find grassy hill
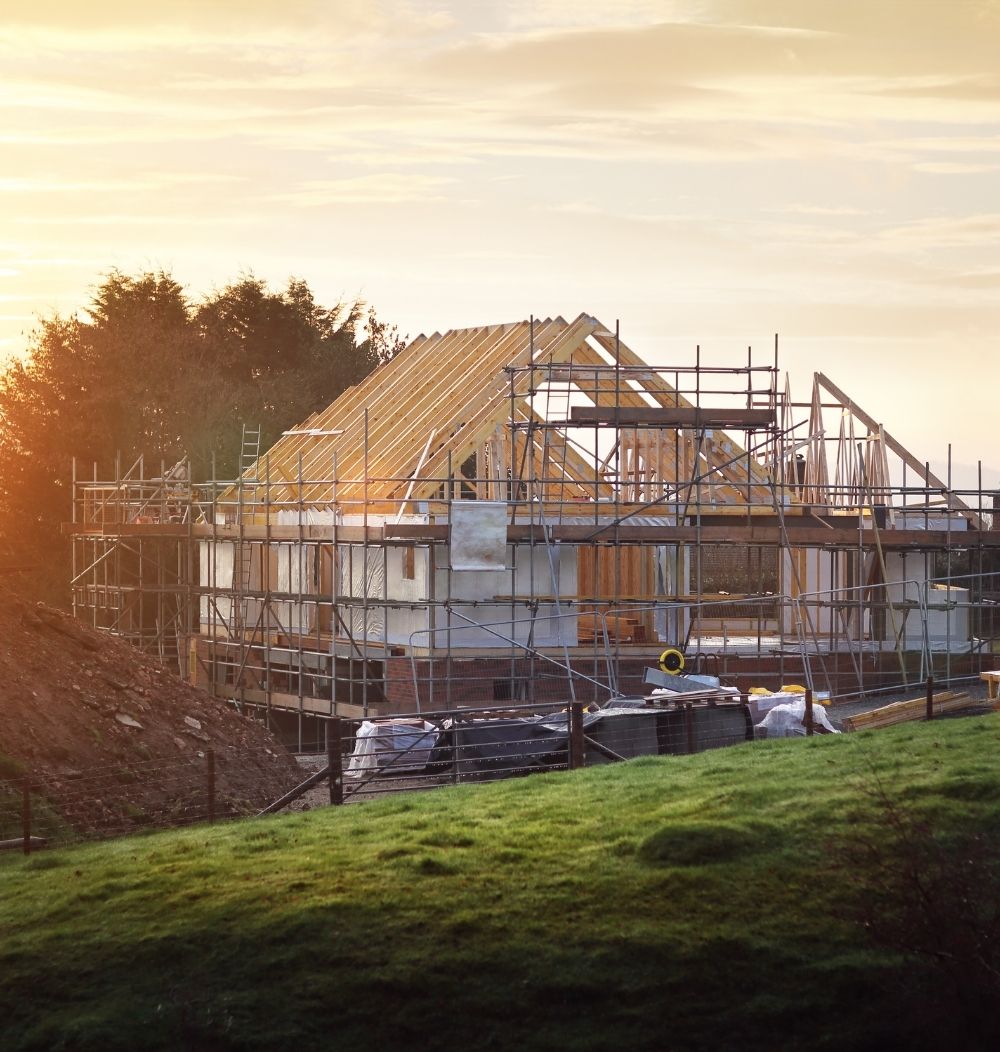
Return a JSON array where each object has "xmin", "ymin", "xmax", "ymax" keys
[{"xmin": 2, "ymin": 716, "xmax": 999, "ymax": 1051}]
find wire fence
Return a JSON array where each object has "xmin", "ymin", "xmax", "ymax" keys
[
  {"xmin": 0, "ymin": 750, "xmax": 228, "ymax": 857},
  {"xmin": 6, "ymin": 681, "xmax": 987, "ymax": 857},
  {"xmin": 1, "ymin": 691, "xmax": 759, "ymax": 855},
  {"xmin": 266, "ymin": 694, "xmax": 760, "ymax": 813}
]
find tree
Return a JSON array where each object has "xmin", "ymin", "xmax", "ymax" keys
[
  {"xmin": 362, "ymin": 304, "xmax": 407, "ymax": 366},
  {"xmin": 0, "ymin": 269, "xmax": 395, "ymax": 602},
  {"xmin": 192, "ymin": 275, "xmax": 373, "ymax": 473}
]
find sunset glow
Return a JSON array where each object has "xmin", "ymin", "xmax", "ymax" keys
[{"xmin": 1, "ymin": 1, "xmax": 998, "ymax": 479}]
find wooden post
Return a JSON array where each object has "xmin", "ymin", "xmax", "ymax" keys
[
  {"xmin": 926, "ymin": 675, "xmax": 934, "ymax": 721},
  {"xmin": 568, "ymin": 702, "xmax": 585, "ymax": 769},
  {"xmin": 451, "ymin": 712, "xmax": 461, "ymax": 786},
  {"xmin": 22, "ymin": 777, "xmax": 31, "ymax": 856},
  {"xmin": 740, "ymin": 693, "xmax": 754, "ymax": 741},
  {"xmin": 684, "ymin": 702, "xmax": 696, "ymax": 754},
  {"xmin": 328, "ymin": 718, "xmax": 344, "ymax": 805},
  {"xmin": 805, "ymin": 688, "xmax": 814, "ymax": 737},
  {"xmin": 207, "ymin": 749, "xmax": 216, "ymax": 824}
]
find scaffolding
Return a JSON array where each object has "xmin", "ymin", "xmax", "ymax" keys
[{"xmin": 69, "ymin": 314, "xmax": 1000, "ymax": 745}]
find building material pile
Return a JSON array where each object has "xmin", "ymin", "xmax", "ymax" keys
[{"xmin": 840, "ymin": 690, "xmax": 983, "ymax": 732}]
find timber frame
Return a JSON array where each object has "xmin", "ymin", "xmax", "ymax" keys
[{"xmin": 68, "ymin": 313, "xmax": 1000, "ymax": 746}]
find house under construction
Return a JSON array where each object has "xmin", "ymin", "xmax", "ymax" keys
[{"xmin": 69, "ymin": 313, "xmax": 1000, "ymax": 740}]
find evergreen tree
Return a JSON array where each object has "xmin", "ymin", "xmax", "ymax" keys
[{"xmin": 0, "ymin": 269, "xmax": 396, "ymax": 602}]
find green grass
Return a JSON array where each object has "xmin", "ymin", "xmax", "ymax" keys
[{"xmin": 1, "ymin": 716, "xmax": 998, "ymax": 1051}]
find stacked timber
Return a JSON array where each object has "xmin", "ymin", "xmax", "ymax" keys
[{"xmin": 841, "ymin": 691, "xmax": 974, "ymax": 732}]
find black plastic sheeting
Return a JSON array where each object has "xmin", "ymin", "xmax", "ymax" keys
[
  {"xmin": 427, "ymin": 704, "xmax": 752, "ymax": 781},
  {"xmin": 428, "ymin": 711, "xmax": 601, "ymax": 781}
]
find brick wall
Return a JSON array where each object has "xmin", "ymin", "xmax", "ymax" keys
[{"xmin": 383, "ymin": 650, "xmax": 997, "ymax": 712}]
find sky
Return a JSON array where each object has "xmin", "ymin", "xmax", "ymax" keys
[{"xmin": 1, "ymin": 0, "xmax": 998, "ymax": 485}]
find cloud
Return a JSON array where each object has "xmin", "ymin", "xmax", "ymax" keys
[
  {"xmin": 3, "ymin": 256, "xmax": 105, "ymax": 268},
  {"xmin": 913, "ymin": 161, "xmax": 1000, "ymax": 175},
  {"xmin": 765, "ymin": 204, "xmax": 873, "ymax": 216},
  {"xmin": 400, "ymin": 4, "xmax": 1000, "ymax": 148},
  {"xmin": 261, "ymin": 173, "xmax": 457, "ymax": 207},
  {"xmin": 552, "ymin": 199, "xmax": 709, "ymax": 227},
  {"xmin": 877, "ymin": 214, "xmax": 1000, "ymax": 250},
  {"xmin": 706, "ymin": 0, "xmax": 1000, "ymax": 74},
  {"xmin": 881, "ymin": 134, "xmax": 1000, "ymax": 155},
  {"xmin": 0, "ymin": 173, "xmax": 244, "ymax": 194},
  {"xmin": 0, "ymin": 0, "xmax": 998, "ymax": 432},
  {"xmin": 497, "ymin": 1, "xmax": 711, "ymax": 32},
  {"xmin": 875, "ymin": 76, "xmax": 1000, "ymax": 102},
  {"xmin": 0, "ymin": 1, "xmax": 458, "ymax": 66},
  {"xmin": 427, "ymin": 20, "xmax": 825, "ymax": 96},
  {"xmin": 1, "ymin": 1, "xmax": 397, "ymax": 35},
  {"xmin": 1, "ymin": 0, "xmax": 993, "ymax": 183},
  {"xmin": 920, "ymin": 269, "xmax": 1000, "ymax": 290},
  {"xmin": 10, "ymin": 214, "xmax": 248, "ymax": 227}
]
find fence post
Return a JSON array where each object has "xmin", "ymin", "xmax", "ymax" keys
[
  {"xmin": 684, "ymin": 702, "xmax": 696, "ymax": 754},
  {"xmin": 328, "ymin": 718, "xmax": 344, "ymax": 805},
  {"xmin": 22, "ymin": 777, "xmax": 31, "ymax": 856},
  {"xmin": 925, "ymin": 675, "xmax": 934, "ymax": 721},
  {"xmin": 740, "ymin": 692, "xmax": 754, "ymax": 741},
  {"xmin": 568, "ymin": 702, "xmax": 585, "ymax": 769},
  {"xmin": 451, "ymin": 709, "xmax": 461, "ymax": 786},
  {"xmin": 805, "ymin": 688, "xmax": 814, "ymax": 737},
  {"xmin": 207, "ymin": 749, "xmax": 216, "ymax": 824}
]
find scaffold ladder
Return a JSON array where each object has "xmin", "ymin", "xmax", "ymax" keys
[{"xmin": 240, "ymin": 424, "xmax": 261, "ymax": 479}]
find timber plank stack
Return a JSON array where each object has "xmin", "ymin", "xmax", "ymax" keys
[{"xmin": 841, "ymin": 690, "xmax": 980, "ymax": 732}]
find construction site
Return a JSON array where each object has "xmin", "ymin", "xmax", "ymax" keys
[{"xmin": 67, "ymin": 313, "xmax": 1000, "ymax": 746}]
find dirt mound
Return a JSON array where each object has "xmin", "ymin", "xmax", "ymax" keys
[{"xmin": 0, "ymin": 593, "xmax": 300, "ymax": 836}]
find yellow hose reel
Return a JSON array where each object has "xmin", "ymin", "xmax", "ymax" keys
[{"xmin": 658, "ymin": 648, "xmax": 685, "ymax": 675}]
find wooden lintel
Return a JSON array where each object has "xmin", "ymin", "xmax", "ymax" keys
[
  {"xmin": 65, "ymin": 523, "xmax": 385, "ymax": 543},
  {"xmin": 522, "ymin": 525, "xmax": 996, "ymax": 548},
  {"xmin": 67, "ymin": 519, "xmax": 994, "ymax": 550},
  {"xmin": 63, "ymin": 522, "xmax": 190, "ymax": 537},
  {"xmin": 570, "ymin": 406, "xmax": 776, "ymax": 428},
  {"xmin": 384, "ymin": 524, "xmax": 449, "ymax": 540},
  {"xmin": 382, "ymin": 522, "xmax": 996, "ymax": 549}
]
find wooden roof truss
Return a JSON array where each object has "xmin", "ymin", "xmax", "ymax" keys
[{"xmin": 236, "ymin": 313, "xmax": 787, "ymax": 518}]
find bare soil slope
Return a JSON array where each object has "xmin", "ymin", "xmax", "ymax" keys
[{"xmin": 0, "ymin": 592, "xmax": 300, "ymax": 833}]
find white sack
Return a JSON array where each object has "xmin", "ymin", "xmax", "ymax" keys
[
  {"xmin": 346, "ymin": 719, "xmax": 439, "ymax": 776},
  {"xmin": 758, "ymin": 698, "xmax": 839, "ymax": 738}
]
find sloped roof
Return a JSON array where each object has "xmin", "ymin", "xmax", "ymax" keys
[{"xmin": 241, "ymin": 312, "xmax": 776, "ymax": 509}]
